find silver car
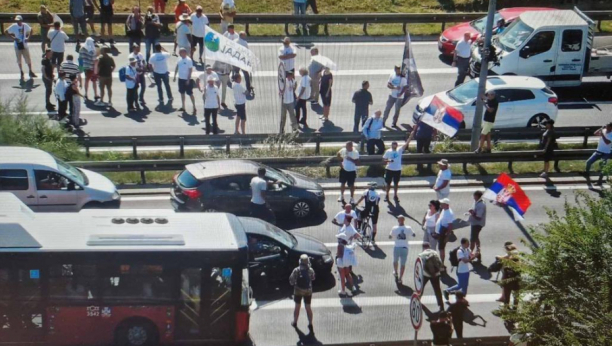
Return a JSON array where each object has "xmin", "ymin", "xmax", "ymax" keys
[{"xmin": 0, "ymin": 147, "xmax": 120, "ymax": 211}]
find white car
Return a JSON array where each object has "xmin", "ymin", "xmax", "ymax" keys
[
  {"xmin": 413, "ymin": 76, "xmax": 558, "ymax": 130},
  {"xmin": 0, "ymin": 146, "xmax": 120, "ymax": 211}
]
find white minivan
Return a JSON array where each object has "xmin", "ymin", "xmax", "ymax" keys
[{"xmin": 0, "ymin": 146, "xmax": 120, "ymax": 211}]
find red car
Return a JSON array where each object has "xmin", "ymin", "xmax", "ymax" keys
[{"xmin": 438, "ymin": 7, "xmax": 555, "ymax": 56}]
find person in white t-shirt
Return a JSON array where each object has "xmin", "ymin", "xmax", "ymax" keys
[
  {"xmin": 47, "ymin": 22, "xmax": 70, "ymax": 75},
  {"xmin": 280, "ymin": 71, "xmax": 298, "ymax": 134},
  {"xmin": 444, "ymin": 238, "xmax": 475, "ymax": 297},
  {"xmin": 332, "ymin": 204, "xmax": 358, "ymax": 231},
  {"xmin": 433, "ymin": 159, "xmax": 452, "ymax": 200},
  {"xmin": 278, "ymin": 37, "xmax": 296, "ymax": 74},
  {"xmin": 125, "ymin": 57, "xmax": 139, "ymax": 112},
  {"xmin": 5, "ymin": 16, "xmax": 36, "ymax": 80},
  {"xmin": 453, "ymin": 32, "xmax": 472, "ymax": 87},
  {"xmin": 173, "ymin": 47, "xmax": 196, "ymax": 115},
  {"xmin": 250, "ymin": 167, "xmax": 278, "ymax": 224},
  {"xmin": 223, "ymin": 24, "xmax": 239, "ymax": 41},
  {"xmin": 383, "ymin": 139, "xmax": 409, "ymax": 202},
  {"xmin": 336, "ymin": 216, "xmax": 361, "ymax": 296},
  {"xmin": 336, "ymin": 142, "xmax": 360, "ymax": 204},
  {"xmin": 295, "ymin": 67, "xmax": 312, "ymax": 128},
  {"xmin": 201, "ymin": 76, "xmax": 220, "ymax": 135},
  {"xmin": 382, "ymin": 65, "xmax": 408, "ymax": 128},
  {"xmin": 435, "ymin": 198, "xmax": 455, "ymax": 268},
  {"xmin": 231, "ymin": 74, "xmax": 249, "ymax": 134},
  {"xmin": 176, "ymin": 15, "xmax": 192, "ymax": 52},
  {"xmin": 148, "ymin": 44, "xmax": 173, "ymax": 103},
  {"xmin": 190, "ymin": 6, "xmax": 208, "ymax": 63},
  {"xmin": 586, "ymin": 122, "xmax": 612, "ymax": 185},
  {"xmin": 389, "ymin": 215, "xmax": 416, "ymax": 284}
]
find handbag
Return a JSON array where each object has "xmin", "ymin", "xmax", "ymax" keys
[{"xmin": 16, "ymin": 41, "xmax": 25, "ymax": 50}]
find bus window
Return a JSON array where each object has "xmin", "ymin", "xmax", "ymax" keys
[
  {"xmin": 0, "ymin": 269, "xmax": 10, "ymax": 329},
  {"xmin": 15, "ymin": 269, "xmax": 43, "ymax": 330},
  {"xmin": 207, "ymin": 267, "xmax": 233, "ymax": 338},
  {"xmin": 99, "ymin": 265, "xmax": 174, "ymax": 303},
  {"xmin": 49, "ymin": 264, "xmax": 97, "ymax": 302},
  {"xmin": 177, "ymin": 268, "xmax": 202, "ymax": 339}
]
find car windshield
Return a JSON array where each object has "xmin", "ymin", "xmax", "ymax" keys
[
  {"xmin": 470, "ymin": 12, "xmax": 503, "ymax": 34},
  {"xmin": 264, "ymin": 166, "xmax": 293, "ymax": 185},
  {"xmin": 497, "ymin": 19, "xmax": 534, "ymax": 52},
  {"xmin": 447, "ymin": 79, "xmax": 479, "ymax": 104},
  {"xmin": 53, "ymin": 156, "xmax": 88, "ymax": 186},
  {"xmin": 246, "ymin": 218, "xmax": 297, "ymax": 248}
]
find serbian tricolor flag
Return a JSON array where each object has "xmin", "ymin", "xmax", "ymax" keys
[
  {"xmin": 421, "ymin": 96, "xmax": 464, "ymax": 137},
  {"xmin": 483, "ymin": 173, "xmax": 532, "ymax": 221}
]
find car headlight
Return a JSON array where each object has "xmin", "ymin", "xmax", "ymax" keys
[
  {"xmin": 308, "ymin": 190, "xmax": 324, "ymax": 197},
  {"xmin": 416, "ymin": 104, "xmax": 423, "ymax": 113},
  {"xmin": 322, "ymin": 255, "xmax": 333, "ymax": 263},
  {"xmin": 112, "ymin": 191, "xmax": 121, "ymax": 200},
  {"xmin": 440, "ymin": 35, "xmax": 448, "ymax": 43}
]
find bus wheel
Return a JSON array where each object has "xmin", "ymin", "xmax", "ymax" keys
[{"xmin": 115, "ymin": 318, "xmax": 159, "ymax": 346}]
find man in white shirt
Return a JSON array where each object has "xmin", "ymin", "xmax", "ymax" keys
[
  {"xmin": 453, "ymin": 32, "xmax": 472, "ymax": 87},
  {"xmin": 435, "ymin": 198, "xmax": 455, "ymax": 267},
  {"xmin": 362, "ymin": 110, "xmax": 385, "ymax": 155},
  {"xmin": 213, "ymin": 60, "xmax": 232, "ymax": 109},
  {"xmin": 250, "ymin": 167, "xmax": 278, "ymax": 224},
  {"xmin": 190, "ymin": 6, "xmax": 208, "ymax": 63},
  {"xmin": 125, "ymin": 57, "xmax": 139, "ymax": 112},
  {"xmin": 280, "ymin": 71, "xmax": 298, "ymax": 134},
  {"xmin": 223, "ymin": 24, "xmax": 239, "ymax": 41},
  {"xmin": 278, "ymin": 37, "xmax": 296, "ymax": 75},
  {"xmin": 231, "ymin": 74, "xmax": 248, "ymax": 134},
  {"xmin": 586, "ymin": 122, "xmax": 612, "ymax": 185},
  {"xmin": 148, "ymin": 43, "xmax": 173, "ymax": 104},
  {"xmin": 128, "ymin": 44, "xmax": 147, "ymax": 105},
  {"xmin": 176, "ymin": 15, "xmax": 192, "ymax": 52},
  {"xmin": 173, "ymin": 47, "xmax": 196, "ymax": 115},
  {"xmin": 235, "ymin": 31, "xmax": 252, "ymax": 91},
  {"xmin": 308, "ymin": 47, "xmax": 324, "ymax": 104},
  {"xmin": 444, "ymin": 237, "xmax": 475, "ymax": 297},
  {"xmin": 219, "ymin": 0, "xmax": 236, "ymax": 34},
  {"xmin": 382, "ymin": 65, "xmax": 408, "ymax": 128},
  {"xmin": 196, "ymin": 65, "xmax": 220, "ymax": 89},
  {"xmin": 336, "ymin": 141, "xmax": 360, "ymax": 203},
  {"xmin": 295, "ymin": 67, "xmax": 311, "ymax": 127},
  {"xmin": 5, "ymin": 16, "xmax": 36, "ymax": 80},
  {"xmin": 389, "ymin": 215, "xmax": 415, "ymax": 284},
  {"xmin": 201, "ymin": 76, "xmax": 220, "ymax": 135},
  {"xmin": 433, "ymin": 159, "xmax": 451, "ymax": 200},
  {"xmin": 332, "ymin": 204, "xmax": 358, "ymax": 231},
  {"xmin": 47, "ymin": 22, "xmax": 70, "ymax": 75},
  {"xmin": 383, "ymin": 139, "xmax": 409, "ymax": 202}
]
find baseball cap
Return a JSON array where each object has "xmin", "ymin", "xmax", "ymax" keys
[
  {"xmin": 15, "ymin": 15, "xmax": 23, "ymax": 21},
  {"xmin": 437, "ymin": 159, "xmax": 449, "ymax": 165},
  {"xmin": 128, "ymin": 57, "xmax": 136, "ymax": 62},
  {"xmin": 439, "ymin": 198, "xmax": 450, "ymax": 204}
]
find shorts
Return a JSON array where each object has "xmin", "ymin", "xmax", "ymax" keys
[
  {"xmin": 14, "ymin": 47, "xmax": 31, "ymax": 65},
  {"xmin": 51, "ymin": 52, "xmax": 64, "ymax": 67},
  {"xmin": 393, "ymin": 247, "xmax": 408, "ymax": 265},
  {"xmin": 543, "ymin": 149, "xmax": 555, "ymax": 162},
  {"xmin": 470, "ymin": 225, "xmax": 483, "ymax": 243},
  {"xmin": 98, "ymin": 76, "xmax": 112, "ymax": 88},
  {"xmin": 236, "ymin": 103, "xmax": 246, "ymax": 120},
  {"xmin": 178, "ymin": 78, "xmax": 193, "ymax": 95},
  {"xmin": 385, "ymin": 169, "xmax": 401, "ymax": 185},
  {"xmin": 192, "ymin": 35, "xmax": 204, "ymax": 47},
  {"xmin": 339, "ymin": 168, "xmax": 356, "ymax": 187},
  {"xmin": 85, "ymin": 70, "xmax": 96, "ymax": 80},
  {"xmin": 423, "ymin": 228, "xmax": 439, "ymax": 250},
  {"xmin": 482, "ymin": 121, "xmax": 494, "ymax": 135},
  {"xmin": 85, "ymin": 6, "xmax": 95, "ymax": 21},
  {"xmin": 436, "ymin": 189, "xmax": 450, "ymax": 200},
  {"xmin": 293, "ymin": 292, "xmax": 312, "ymax": 305},
  {"xmin": 361, "ymin": 206, "xmax": 379, "ymax": 225},
  {"xmin": 100, "ymin": 8, "xmax": 113, "ymax": 25},
  {"xmin": 437, "ymin": 234, "xmax": 448, "ymax": 251}
]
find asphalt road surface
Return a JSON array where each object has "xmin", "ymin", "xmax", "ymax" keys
[
  {"xmin": 0, "ymin": 41, "xmax": 611, "ymax": 137},
  {"xmin": 118, "ymin": 183, "xmax": 603, "ymax": 345}
]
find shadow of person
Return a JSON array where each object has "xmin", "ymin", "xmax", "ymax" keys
[
  {"xmin": 471, "ymin": 261, "xmax": 492, "ymax": 281},
  {"xmin": 363, "ymin": 245, "xmax": 386, "ymax": 259},
  {"xmin": 394, "ymin": 282, "xmax": 414, "ymax": 297},
  {"xmin": 440, "ymin": 271, "xmax": 457, "ymax": 287},
  {"xmin": 317, "ymin": 120, "xmax": 342, "ymax": 133},
  {"xmin": 295, "ymin": 326, "xmax": 322, "ymax": 346},
  {"xmin": 310, "ymin": 103, "xmax": 324, "ymax": 115},
  {"xmin": 451, "ymin": 218, "xmax": 470, "ymax": 231},
  {"xmin": 464, "ymin": 307, "xmax": 487, "ymax": 327},
  {"xmin": 386, "ymin": 200, "xmax": 420, "ymax": 224},
  {"xmin": 178, "ymin": 111, "xmax": 200, "ymax": 126},
  {"xmin": 544, "ymin": 179, "xmax": 562, "ymax": 198},
  {"xmin": 13, "ymin": 79, "xmax": 39, "ymax": 92},
  {"xmin": 340, "ymin": 295, "xmax": 362, "ymax": 314}
]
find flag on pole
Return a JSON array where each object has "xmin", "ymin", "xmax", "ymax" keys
[
  {"xmin": 421, "ymin": 96, "xmax": 464, "ymax": 137},
  {"xmin": 401, "ymin": 32, "xmax": 424, "ymax": 107},
  {"xmin": 204, "ymin": 26, "xmax": 259, "ymax": 72},
  {"xmin": 483, "ymin": 173, "xmax": 532, "ymax": 220}
]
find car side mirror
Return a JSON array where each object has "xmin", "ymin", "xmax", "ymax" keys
[
  {"xmin": 67, "ymin": 182, "xmax": 76, "ymax": 191},
  {"xmin": 519, "ymin": 46, "xmax": 530, "ymax": 59}
]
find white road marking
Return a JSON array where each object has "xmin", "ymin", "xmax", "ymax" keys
[
  {"xmin": 0, "ymin": 41, "xmax": 432, "ymax": 47},
  {"xmin": 122, "ymin": 196, "xmax": 171, "ymax": 201},
  {"xmin": 252, "ymin": 293, "xmax": 500, "ymax": 311}
]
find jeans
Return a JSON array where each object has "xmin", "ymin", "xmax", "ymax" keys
[
  {"xmin": 383, "ymin": 95, "xmax": 402, "ymax": 126},
  {"xmin": 204, "ymin": 108, "xmax": 218, "ymax": 134},
  {"xmin": 241, "ymin": 70, "xmax": 252, "ymax": 90},
  {"xmin": 43, "ymin": 79, "xmax": 54, "ymax": 109},
  {"xmin": 128, "ymin": 36, "xmax": 141, "ymax": 53},
  {"xmin": 416, "ymin": 137, "xmax": 432, "ymax": 172},
  {"xmin": 353, "ymin": 111, "xmax": 368, "ymax": 132},
  {"xmin": 455, "ymin": 57, "xmax": 470, "ymax": 87},
  {"xmin": 423, "ymin": 275, "xmax": 444, "ymax": 310},
  {"xmin": 294, "ymin": 2, "xmax": 307, "ymax": 32},
  {"xmin": 295, "ymin": 99, "xmax": 308, "ymax": 124},
  {"xmin": 153, "ymin": 72, "xmax": 172, "ymax": 101},
  {"xmin": 145, "ymin": 38, "xmax": 159, "ymax": 63},
  {"xmin": 137, "ymin": 74, "xmax": 146, "ymax": 101},
  {"xmin": 447, "ymin": 271, "xmax": 470, "ymax": 296},
  {"xmin": 127, "ymin": 86, "xmax": 138, "ymax": 109},
  {"xmin": 586, "ymin": 151, "xmax": 610, "ymax": 182},
  {"xmin": 366, "ymin": 138, "xmax": 385, "ymax": 155}
]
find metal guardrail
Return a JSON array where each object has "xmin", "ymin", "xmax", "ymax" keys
[
  {"xmin": 1, "ymin": 11, "xmax": 611, "ymax": 36},
  {"xmin": 77, "ymin": 126, "xmax": 599, "ymax": 158},
  {"xmin": 70, "ymin": 149, "xmax": 593, "ymax": 184},
  {"xmin": 324, "ymin": 336, "xmax": 513, "ymax": 346}
]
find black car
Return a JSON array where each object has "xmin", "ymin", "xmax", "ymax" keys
[
  {"xmin": 171, "ymin": 160, "xmax": 325, "ymax": 218},
  {"xmin": 238, "ymin": 217, "xmax": 333, "ymax": 281}
]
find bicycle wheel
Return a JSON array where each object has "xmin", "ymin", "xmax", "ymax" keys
[{"xmin": 360, "ymin": 219, "xmax": 372, "ymax": 249}]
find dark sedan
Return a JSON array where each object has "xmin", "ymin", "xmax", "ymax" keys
[
  {"xmin": 238, "ymin": 217, "xmax": 333, "ymax": 281},
  {"xmin": 170, "ymin": 160, "xmax": 325, "ymax": 218}
]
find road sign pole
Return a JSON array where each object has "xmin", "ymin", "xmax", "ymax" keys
[
  {"xmin": 470, "ymin": 0, "xmax": 497, "ymax": 151},
  {"xmin": 414, "ymin": 330, "xmax": 418, "ymax": 346}
]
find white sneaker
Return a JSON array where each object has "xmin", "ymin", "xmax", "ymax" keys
[
  {"xmin": 94, "ymin": 100, "xmax": 105, "ymax": 107},
  {"xmin": 349, "ymin": 197, "xmax": 355, "ymax": 204},
  {"xmin": 337, "ymin": 196, "xmax": 344, "ymax": 202}
]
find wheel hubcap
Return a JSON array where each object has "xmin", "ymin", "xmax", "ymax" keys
[
  {"xmin": 127, "ymin": 326, "xmax": 147, "ymax": 346},
  {"xmin": 203, "ymin": 208, "xmax": 217, "ymax": 213},
  {"xmin": 293, "ymin": 202, "xmax": 310, "ymax": 217},
  {"xmin": 530, "ymin": 115, "xmax": 547, "ymax": 128}
]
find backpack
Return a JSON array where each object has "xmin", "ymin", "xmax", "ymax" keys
[
  {"xmin": 449, "ymin": 246, "xmax": 461, "ymax": 267},
  {"xmin": 118, "ymin": 66, "xmax": 127, "ymax": 82},
  {"xmin": 295, "ymin": 267, "xmax": 311, "ymax": 290},
  {"xmin": 422, "ymin": 251, "xmax": 442, "ymax": 277}
]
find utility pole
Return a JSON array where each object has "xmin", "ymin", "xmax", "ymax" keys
[{"xmin": 470, "ymin": 0, "xmax": 497, "ymax": 151}]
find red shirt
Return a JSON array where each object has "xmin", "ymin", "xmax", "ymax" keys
[{"xmin": 174, "ymin": 3, "xmax": 192, "ymax": 22}]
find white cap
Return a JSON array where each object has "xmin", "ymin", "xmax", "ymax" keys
[{"xmin": 439, "ymin": 198, "xmax": 450, "ymax": 204}]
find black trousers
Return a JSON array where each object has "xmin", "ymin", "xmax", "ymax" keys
[
  {"xmin": 452, "ymin": 317, "xmax": 463, "ymax": 339},
  {"xmin": 295, "ymin": 99, "xmax": 307, "ymax": 124},
  {"xmin": 204, "ymin": 108, "xmax": 218, "ymax": 134},
  {"xmin": 423, "ymin": 275, "xmax": 444, "ymax": 310},
  {"xmin": 43, "ymin": 79, "xmax": 54, "ymax": 109},
  {"xmin": 366, "ymin": 138, "xmax": 385, "ymax": 155},
  {"xmin": 306, "ymin": 0, "xmax": 318, "ymax": 13},
  {"xmin": 250, "ymin": 202, "xmax": 276, "ymax": 224},
  {"xmin": 416, "ymin": 138, "xmax": 432, "ymax": 172},
  {"xmin": 58, "ymin": 99, "xmax": 68, "ymax": 119},
  {"xmin": 127, "ymin": 86, "xmax": 138, "ymax": 109}
]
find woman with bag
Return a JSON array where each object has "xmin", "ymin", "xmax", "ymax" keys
[
  {"xmin": 422, "ymin": 199, "xmax": 440, "ymax": 250},
  {"xmin": 289, "ymin": 254, "xmax": 315, "ymax": 332},
  {"xmin": 336, "ymin": 216, "xmax": 361, "ymax": 296}
]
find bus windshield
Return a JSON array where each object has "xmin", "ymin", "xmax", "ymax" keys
[{"xmin": 497, "ymin": 19, "xmax": 534, "ymax": 52}]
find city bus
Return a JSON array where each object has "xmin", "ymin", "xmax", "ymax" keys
[{"xmin": 0, "ymin": 193, "xmax": 251, "ymax": 346}]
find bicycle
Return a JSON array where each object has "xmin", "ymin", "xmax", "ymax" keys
[{"xmin": 354, "ymin": 207, "xmax": 372, "ymax": 249}]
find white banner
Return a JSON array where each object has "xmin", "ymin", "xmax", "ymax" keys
[{"xmin": 204, "ymin": 26, "xmax": 259, "ymax": 72}]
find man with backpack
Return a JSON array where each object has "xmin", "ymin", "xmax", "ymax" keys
[
  {"xmin": 362, "ymin": 110, "xmax": 385, "ymax": 155},
  {"xmin": 289, "ymin": 254, "xmax": 315, "ymax": 333},
  {"xmin": 445, "ymin": 238, "xmax": 475, "ymax": 298},
  {"xmin": 419, "ymin": 243, "xmax": 444, "ymax": 312}
]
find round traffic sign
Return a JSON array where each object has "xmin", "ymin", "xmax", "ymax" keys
[
  {"xmin": 410, "ymin": 293, "xmax": 423, "ymax": 330},
  {"xmin": 277, "ymin": 62, "xmax": 286, "ymax": 95},
  {"xmin": 414, "ymin": 257, "xmax": 424, "ymax": 295}
]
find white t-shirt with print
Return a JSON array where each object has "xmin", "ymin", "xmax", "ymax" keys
[
  {"xmin": 7, "ymin": 23, "xmax": 31, "ymax": 49},
  {"xmin": 388, "ymin": 73, "xmax": 407, "ymax": 98},
  {"xmin": 149, "ymin": 52, "xmax": 171, "ymax": 74},
  {"xmin": 282, "ymin": 78, "xmax": 296, "ymax": 104},
  {"xmin": 391, "ymin": 225, "xmax": 415, "ymax": 248},
  {"xmin": 334, "ymin": 210, "xmax": 357, "ymax": 231},
  {"xmin": 298, "ymin": 75, "xmax": 311, "ymax": 100},
  {"xmin": 176, "ymin": 57, "xmax": 193, "ymax": 80},
  {"xmin": 383, "ymin": 147, "xmax": 405, "ymax": 171},
  {"xmin": 435, "ymin": 168, "xmax": 452, "ymax": 195},
  {"xmin": 457, "ymin": 247, "xmax": 472, "ymax": 273},
  {"xmin": 338, "ymin": 148, "xmax": 359, "ymax": 172}
]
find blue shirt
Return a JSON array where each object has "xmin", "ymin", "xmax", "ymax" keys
[{"xmin": 362, "ymin": 116, "xmax": 384, "ymax": 140}]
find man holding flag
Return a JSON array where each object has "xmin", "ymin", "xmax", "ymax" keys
[{"xmin": 382, "ymin": 65, "xmax": 408, "ymax": 128}]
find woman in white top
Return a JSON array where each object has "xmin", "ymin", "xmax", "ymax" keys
[
  {"xmin": 336, "ymin": 216, "xmax": 361, "ymax": 296},
  {"xmin": 422, "ymin": 199, "xmax": 441, "ymax": 250}
]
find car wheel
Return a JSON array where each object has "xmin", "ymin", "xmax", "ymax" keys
[
  {"xmin": 527, "ymin": 114, "xmax": 549, "ymax": 129},
  {"xmin": 115, "ymin": 318, "xmax": 158, "ymax": 346},
  {"xmin": 292, "ymin": 200, "xmax": 311, "ymax": 218},
  {"xmin": 203, "ymin": 208, "xmax": 218, "ymax": 213},
  {"xmin": 82, "ymin": 201, "xmax": 103, "ymax": 209}
]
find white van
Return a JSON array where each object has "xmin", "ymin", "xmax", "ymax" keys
[{"xmin": 0, "ymin": 146, "xmax": 120, "ymax": 211}]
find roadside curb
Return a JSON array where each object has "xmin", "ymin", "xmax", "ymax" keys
[{"xmin": 117, "ymin": 173, "xmax": 604, "ymax": 195}]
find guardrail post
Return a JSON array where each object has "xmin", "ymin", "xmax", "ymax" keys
[
  {"xmin": 462, "ymin": 162, "xmax": 468, "ymax": 175},
  {"xmin": 325, "ymin": 164, "xmax": 331, "ymax": 178},
  {"xmin": 315, "ymin": 134, "xmax": 321, "ymax": 155},
  {"xmin": 362, "ymin": 23, "xmax": 368, "ymax": 35},
  {"xmin": 583, "ymin": 128, "xmax": 590, "ymax": 148},
  {"xmin": 598, "ymin": 19, "xmax": 602, "ymax": 32},
  {"xmin": 285, "ymin": 23, "xmax": 290, "ymax": 36},
  {"xmin": 554, "ymin": 159, "xmax": 561, "ymax": 173},
  {"xmin": 402, "ymin": 23, "xmax": 407, "ymax": 35},
  {"xmin": 508, "ymin": 161, "xmax": 514, "ymax": 174},
  {"xmin": 132, "ymin": 138, "xmax": 138, "ymax": 159},
  {"xmin": 441, "ymin": 21, "xmax": 446, "ymax": 32},
  {"xmin": 140, "ymin": 171, "xmax": 147, "ymax": 185},
  {"xmin": 324, "ymin": 23, "xmax": 329, "ymax": 36},
  {"xmin": 359, "ymin": 137, "xmax": 365, "ymax": 153},
  {"xmin": 226, "ymin": 136, "xmax": 231, "ymax": 154},
  {"xmin": 245, "ymin": 23, "xmax": 250, "ymax": 36},
  {"xmin": 179, "ymin": 137, "xmax": 185, "ymax": 158},
  {"xmin": 84, "ymin": 138, "xmax": 90, "ymax": 157}
]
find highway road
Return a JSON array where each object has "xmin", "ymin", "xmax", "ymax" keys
[
  {"xmin": 118, "ymin": 183, "xmax": 603, "ymax": 345},
  {"xmin": 0, "ymin": 40, "xmax": 611, "ymax": 137}
]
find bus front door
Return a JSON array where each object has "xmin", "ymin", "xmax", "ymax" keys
[{"xmin": 0, "ymin": 267, "xmax": 45, "ymax": 343}]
